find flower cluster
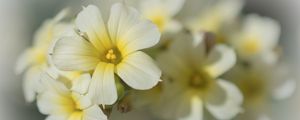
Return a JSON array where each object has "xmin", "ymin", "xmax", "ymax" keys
[{"xmin": 16, "ymin": 0, "xmax": 295, "ymax": 120}]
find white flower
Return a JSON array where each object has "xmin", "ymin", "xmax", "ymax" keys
[
  {"xmin": 185, "ymin": 0, "xmax": 243, "ymax": 33},
  {"xmin": 229, "ymin": 14, "xmax": 281, "ymax": 64},
  {"xmin": 37, "ymin": 72, "xmax": 107, "ymax": 120},
  {"xmin": 156, "ymin": 32, "xmax": 243, "ymax": 120},
  {"xmin": 224, "ymin": 63, "xmax": 296, "ymax": 120},
  {"xmin": 15, "ymin": 9, "xmax": 70, "ymax": 102},
  {"xmin": 139, "ymin": 0, "xmax": 185, "ymax": 32},
  {"xmin": 51, "ymin": 3, "xmax": 162, "ymax": 105}
]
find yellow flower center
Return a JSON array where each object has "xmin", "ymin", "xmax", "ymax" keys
[
  {"xmin": 189, "ymin": 71, "xmax": 213, "ymax": 90},
  {"xmin": 106, "ymin": 49, "xmax": 117, "ymax": 60},
  {"xmin": 104, "ymin": 48, "xmax": 121, "ymax": 64}
]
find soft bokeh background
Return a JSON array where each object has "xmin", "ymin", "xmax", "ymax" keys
[{"xmin": 0, "ymin": 0, "xmax": 299, "ymax": 119}]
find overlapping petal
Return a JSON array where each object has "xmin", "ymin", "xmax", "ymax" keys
[
  {"xmin": 108, "ymin": 3, "xmax": 160, "ymax": 55},
  {"xmin": 117, "ymin": 51, "xmax": 161, "ymax": 90},
  {"xmin": 75, "ymin": 5, "xmax": 112, "ymax": 51},
  {"xmin": 205, "ymin": 79, "xmax": 243, "ymax": 120},
  {"xmin": 52, "ymin": 36, "xmax": 100, "ymax": 71},
  {"xmin": 203, "ymin": 45, "xmax": 236, "ymax": 78},
  {"xmin": 87, "ymin": 62, "xmax": 117, "ymax": 105}
]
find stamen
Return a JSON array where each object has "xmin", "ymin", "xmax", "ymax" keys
[{"xmin": 105, "ymin": 49, "xmax": 117, "ymax": 60}]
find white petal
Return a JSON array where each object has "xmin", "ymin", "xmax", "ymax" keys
[
  {"xmin": 15, "ymin": 49, "xmax": 34, "ymax": 74},
  {"xmin": 206, "ymin": 79, "xmax": 243, "ymax": 120},
  {"xmin": 37, "ymin": 90, "xmax": 72, "ymax": 115},
  {"xmin": 52, "ymin": 36, "xmax": 100, "ymax": 71},
  {"xmin": 156, "ymin": 90, "xmax": 192, "ymax": 119},
  {"xmin": 179, "ymin": 96, "xmax": 203, "ymax": 120},
  {"xmin": 244, "ymin": 14, "xmax": 281, "ymax": 52},
  {"xmin": 87, "ymin": 62, "xmax": 117, "ymax": 105},
  {"xmin": 272, "ymin": 79, "xmax": 296, "ymax": 100},
  {"xmin": 71, "ymin": 93, "xmax": 92, "ymax": 110},
  {"xmin": 40, "ymin": 70, "xmax": 71, "ymax": 93},
  {"xmin": 204, "ymin": 45, "xmax": 236, "ymax": 78},
  {"xmin": 164, "ymin": 0, "xmax": 185, "ymax": 16},
  {"xmin": 75, "ymin": 5, "xmax": 112, "ymax": 51},
  {"xmin": 169, "ymin": 32, "xmax": 206, "ymax": 63},
  {"xmin": 108, "ymin": 3, "xmax": 160, "ymax": 55},
  {"xmin": 71, "ymin": 74, "xmax": 92, "ymax": 95},
  {"xmin": 216, "ymin": 0, "xmax": 244, "ymax": 22},
  {"xmin": 37, "ymin": 73, "xmax": 73, "ymax": 115},
  {"xmin": 164, "ymin": 20, "xmax": 183, "ymax": 33},
  {"xmin": 83, "ymin": 105, "xmax": 107, "ymax": 120},
  {"xmin": 117, "ymin": 51, "xmax": 161, "ymax": 90},
  {"xmin": 23, "ymin": 67, "xmax": 43, "ymax": 102},
  {"xmin": 157, "ymin": 51, "xmax": 191, "ymax": 81},
  {"xmin": 46, "ymin": 115, "xmax": 68, "ymax": 120},
  {"xmin": 140, "ymin": 0, "xmax": 164, "ymax": 16}
]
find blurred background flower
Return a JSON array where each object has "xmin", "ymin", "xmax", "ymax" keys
[{"xmin": 1, "ymin": 0, "xmax": 300, "ymax": 120}]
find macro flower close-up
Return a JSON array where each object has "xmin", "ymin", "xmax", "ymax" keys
[{"xmin": 1, "ymin": 0, "xmax": 300, "ymax": 120}]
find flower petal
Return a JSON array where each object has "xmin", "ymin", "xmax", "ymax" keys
[
  {"xmin": 179, "ymin": 96, "xmax": 203, "ymax": 120},
  {"xmin": 117, "ymin": 51, "xmax": 161, "ymax": 90},
  {"xmin": 46, "ymin": 115, "xmax": 68, "ymax": 120},
  {"xmin": 52, "ymin": 36, "xmax": 100, "ymax": 71},
  {"xmin": 71, "ymin": 74, "xmax": 92, "ymax": 95},
  {"xmin": 75, "ymin": 5, "xmax": 112, "ymax": 51},
  {"xmin": 37, "ymin": 72, "xmax": 72, "ymax": 115},
  {"xmin": 272, "ymin": 79, "xmax": 296, "ymax": 100},
  {"xmin": 157, "ymin": 51, "xmax": 191, "ymax": 81},
  {"xmin": 108, "ymin": 3, "xmax": 160, "ymax": 55},
  {"xmin": 243, "ymin": 14, "xmax": 280, "ymax": 52},
  {"xmin": 37, "ymin": 90, "xmax": 73, "ymax": 115},
  {"xmin": 164, "ymin": 0, "xmax": 185, "ymax": 16},
  {"xmin": 205, "ymin": 79, "xmax": 243, "ymax": 120},
  {"xmin": 155, "ymin": 89, "xmax": 192, "ymax": 119},
  {"xmin": 71, "ymin": 93, "xmax": 92, "ymax": 110},
  {"xmin": 23, "ymin": 67, "xmax": 43, "ymax": 102},
  {"xmin": 83, "ymin": 105, "xmax": 107, "ymax": 120},
  {"xmin": 204, "ymin": 45, "xmax": 236, "ymax": 78},
  {"xmin": 68, "ymin": 112, "xmax": 83, "ymax": 120},
  {"xmin": 15, "ymin": 49, "xmax": 34, "ymax": 74},
  {"xmin": 87, "ymin": 62, "xmax": 117, "ymax": 105}
]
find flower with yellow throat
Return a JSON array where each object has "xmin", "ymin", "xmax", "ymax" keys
[
  {"xmin": 16, "ymin": 9, "xmax": 70, "ymax": 102},
  {"xmin": 37, "ymin": 72, "xmax": 107, "ymax": 120},
  {"xmin": 224, "ymin": 62, "xmax": 295, "ymax": 120},
  {"xmin": 229, "ymin": 14, "xmax": 281, "ymax": 64},
  {"xmin": 51, "ymin": 2, "xmax": 162, "ymax": 105},
  {"xmin": 139, "ymin": 0, "xmax": 185, "ymax": 33},
  {"xmin": 156, "ymin": 32, "xmax": 243, "ymax": 120},
  {"xmin": 186, "ymin": 0, "xmax": 243, "ymax": 33}
]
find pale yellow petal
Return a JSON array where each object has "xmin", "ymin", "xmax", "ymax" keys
[
  {"xmin": 87, "ymin": 62, "xmax": 117, "ymax": 105},
  {"xmin": 71, "ymin": 74, "xmax": 92, "ymax": 95},
  {"xmin": 117, "ymin": 51, "xmax": 161, "ymax": 90},
  {"xmin": 204, "ymin": 45, "xmax": 236, "ymax": 78},
  {"xmin": 179, "ymin": 96, "xmax": 203, "ymax": 120},
  {"xmin": 75, "ymin": 5, "xmax": 112, "ymax": 51},
  {"xmin": 83, "ymin": 105, "xmax": 107, "ymax": 120},
  {"xmin": 205, "ymin": 79, "xmax": 243, "ymax": 120},
  {"xmin": 52, "ymin": 36, "xmax": 100, "ymax": 71},
  {"xmin": 108, "ymin": 3, "xmax": 160, "ymax": 55},
  {"xmin": 23, "ymin": 67, "xmax": 43, "ymax": 102},
  {"xmin": 15, "ymin": 49, "xmax": 34, "ymax": 74}
]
